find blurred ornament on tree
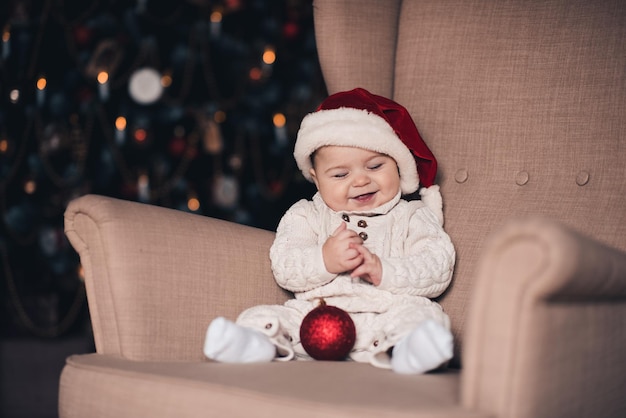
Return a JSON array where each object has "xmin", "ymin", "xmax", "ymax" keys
[
  {"xmin": 128, "ymin": 67, "xmax": 163, "ymax": 105},
  {"xmin": 212, "ymin": 174, "xmax": 239, "ymax": 209}
]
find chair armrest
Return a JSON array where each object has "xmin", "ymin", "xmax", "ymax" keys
[
  {"xmin": 461, "ymin": 218, "xmax": 626, "ymax": 418},
  {"xmin": 64, "ymin": 194, "xmax": 291, "ymax": 361}
]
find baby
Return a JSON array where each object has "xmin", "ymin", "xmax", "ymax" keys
[{"xmin": 204, "ymin": 88, "xmax": 455, "ymax": 374}]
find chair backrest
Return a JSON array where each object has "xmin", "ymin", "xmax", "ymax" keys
[{"xmin": 313, "ymin": 0, "xmax": 626, "ymax": 364}]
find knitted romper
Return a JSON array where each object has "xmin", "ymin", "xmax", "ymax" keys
[{"xmin": 236, "ymin": 191, "xmax": 455, "ymax": 369}]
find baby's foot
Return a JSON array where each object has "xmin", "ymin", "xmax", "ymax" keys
[
  {"xmin": 204, "ymin": 317, "xmax": 276, "ymax": 363},
  {"xmin": 391, "ymin": 319, "xmax": 453, "ymax": 374}
]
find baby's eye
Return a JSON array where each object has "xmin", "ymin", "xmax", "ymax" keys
[
  {"xmin": 333, "ymin": 172, "xmax": 348, "ymax": 178},
  {"xmin": 368, "ymin": 163, "xmax": 383, "ymax": 170}
]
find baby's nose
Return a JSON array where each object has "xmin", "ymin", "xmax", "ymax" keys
[{"xmin": 352, "ymin": 172, "xmax": 371, "ymax": 186}]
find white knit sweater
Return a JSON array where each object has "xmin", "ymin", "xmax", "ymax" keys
[{"xmin": 269, "ymin": 191, "xmax": 455, "ymax": 314}]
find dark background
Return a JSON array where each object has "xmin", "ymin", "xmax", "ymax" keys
[{"xmin": 0, "ymin": 0, "xmax": 325, "ymax": 416}]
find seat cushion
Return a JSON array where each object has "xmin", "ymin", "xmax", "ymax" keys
[{"xmin": 59, "ymin": 354, "xmax": 486, "ymax": 418}]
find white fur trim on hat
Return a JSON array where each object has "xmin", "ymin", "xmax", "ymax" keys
[{"xmin": 294, "ymin": 107, "xmax": 420, "ymax": 194}]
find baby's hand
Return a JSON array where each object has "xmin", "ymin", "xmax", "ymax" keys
[
  {"xmin": 350, "ymin": 244, "xmax": 382, "ymax": 286},
  {"xmin": 322, "ymin": 222, "xmax": 364, "ymax": 274}
]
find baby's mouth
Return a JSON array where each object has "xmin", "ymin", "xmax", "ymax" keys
[{"xmin": 352, "ymin": 192, "xmax": 376, "ymax": 202}]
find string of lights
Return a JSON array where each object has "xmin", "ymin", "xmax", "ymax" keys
[{"xmin": 0, "ymin": 0, "xmax": 324, "ymax": 337}]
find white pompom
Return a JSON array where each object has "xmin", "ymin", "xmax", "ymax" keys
[{"xmin": 419, "ymin": 185, "xmax": 444, "ymax": 226}]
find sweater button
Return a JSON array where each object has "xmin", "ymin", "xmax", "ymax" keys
[
  {"xmin": 342, "ymin": 214, "xmax": 350, "ymax": 222},
  {"xmin": 357, "ymin": 220, "xmax": 368, "ymax": 228},
  {"xmin": 359, "ymin": 232, "xmax": 368, "ymax": 241}
]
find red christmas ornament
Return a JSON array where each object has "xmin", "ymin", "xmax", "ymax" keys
[{"xmin": 300, "ymin": 299, "xmax": 356, "ymax": 361}]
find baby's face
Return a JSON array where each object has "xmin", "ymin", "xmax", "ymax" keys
[{"xmin": 309, "ymin": 146, "xmax": 401, "ymax": 212}]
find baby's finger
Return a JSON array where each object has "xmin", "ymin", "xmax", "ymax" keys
[
  {"xmin": 350, "ymin": 264, "xmax": 369, "ymax": 280},
  {"xmin": 332, "ymin": 222, "xmax": 347, "ymax": 236},
  {"xmin": 349, "ymin": 242, "xmax": 370, "ymax": 257},
  {"xmin": 345, "ymin": 247, "xmax": 361, "ymax": 260},
  {"xmin": 344, "ymin": 254, "xmax": 364, "ymax": 271},
  {"xmin": 346, "ymin": 235, "xmax": 364, "ymax": 247}
]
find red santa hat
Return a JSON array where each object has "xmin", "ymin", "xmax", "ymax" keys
[{"xmin": 294, "ymin": 88, "xmax": 438, "ymax": 195}]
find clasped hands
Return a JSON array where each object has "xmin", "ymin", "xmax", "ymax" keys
[{"xmin": 322, "ymin": 222, "xmax": 382, "ymax": 286}]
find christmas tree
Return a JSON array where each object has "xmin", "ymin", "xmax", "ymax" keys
[{"xmin": 0, "ymin": 0, "xmax": 323, "ymax": 338}]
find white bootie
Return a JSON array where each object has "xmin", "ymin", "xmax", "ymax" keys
[
  {"xmin": 204, "ymin": 317, "xmax": 276, "ymax": 363},
  {"xmin": 391, "ymin": 319, "xmax": 453, "ymax": 374}
]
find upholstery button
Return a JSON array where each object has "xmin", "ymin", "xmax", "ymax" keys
[
  {"xmin": 342, "ymin": 214, "xmax": 350, "ymax": 222},
  {"xmin": 373, "ymin": 340, "xmax": 379, "ymax": 347},
  {"xmin": 454, "ymin": 169, "xmax": 468, "ymax": 184},
  {"xmin": 357, "ymin": 220, "xmax": 367, "ymax": 228},
  {"xmin": 515, "ymin": 171, "xmax": 529, "ymax": 186},
  {"xmin": 359, "ymin": 232, "xmax": 368, "ymax": 241},
  {"xmin": 576, "ymin": 170, "xmax": 590, "ymax": 186},
  {"xmin": 265, "ymin": 323, "xmax": 272, "ymax": 329}
]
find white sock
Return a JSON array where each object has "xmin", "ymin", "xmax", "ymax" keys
[
  {"xmin": 204, "ymin": 317, "xmax": 276, "ymax": 363},
  {"xmin": 391, "ymin": 319, "xmax": 453, "ymax": 374}
]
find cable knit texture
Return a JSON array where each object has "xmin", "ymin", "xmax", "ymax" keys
[{"xmin": 270, "ymin": 191, "xmax": 455, "ymax": 315}]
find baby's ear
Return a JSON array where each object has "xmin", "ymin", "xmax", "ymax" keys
[{"xmin": 309, "ymin": 168, "xmax": 320, "ymax": 188}]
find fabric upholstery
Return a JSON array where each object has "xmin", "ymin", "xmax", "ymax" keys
[
  {"xmin": 65, "ymin": 196, "xmax": 290, "ymax": 361},
  {"xmin": 59, "ymin": 354, "xmax": 485, "ymax": 418},
  {"xmin": 60, "ymin": 0, "xmax": 626, "ymax": 417},
  {"xmin": 462, "ymin": 218, "xmax": 626, "ymax": 417},
  {"xmin": 314, "ymin": 0, "xmax": 626, "ymax": 365}
]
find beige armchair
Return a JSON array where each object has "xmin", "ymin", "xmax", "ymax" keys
[{"xmin": 60, "ymin": 1, "xmax": 626, "ymax": 417}]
